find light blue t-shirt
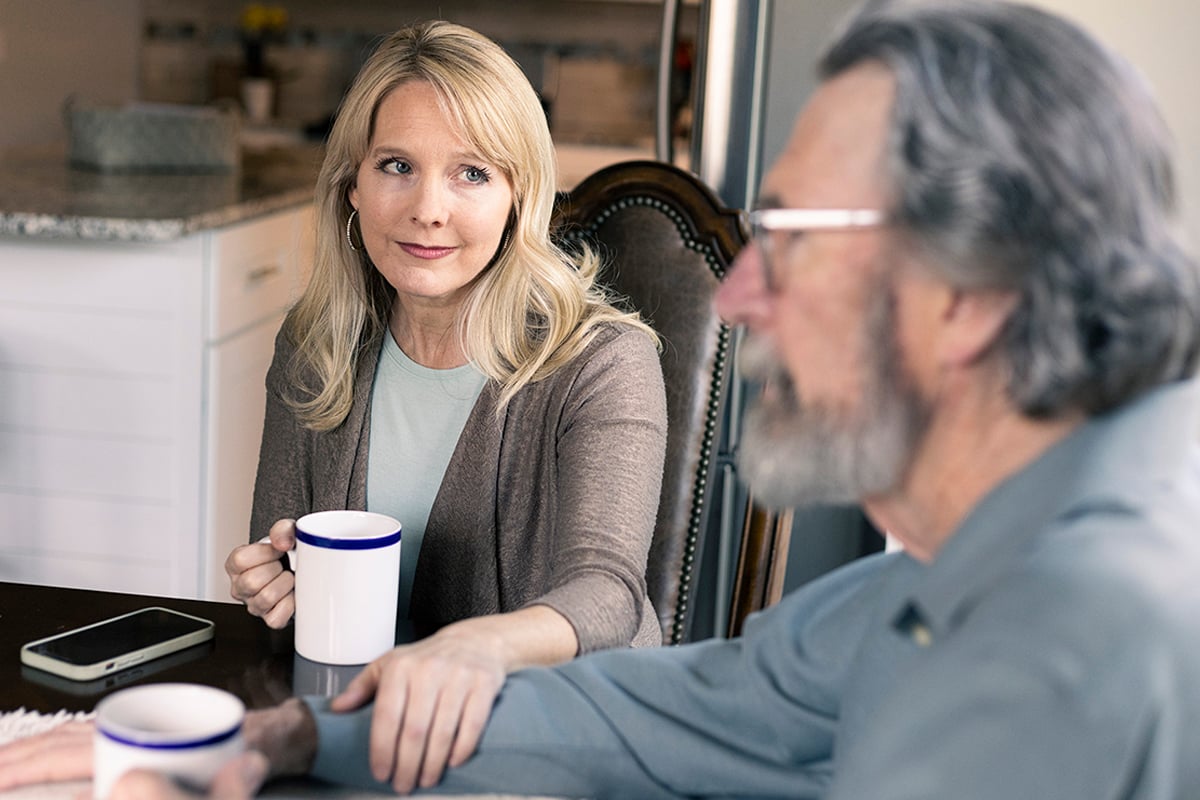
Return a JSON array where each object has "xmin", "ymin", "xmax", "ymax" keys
[{"xmin": 365, "ymin": 333, "xmax": 486, "ymax": 620}]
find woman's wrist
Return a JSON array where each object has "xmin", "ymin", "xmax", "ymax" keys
[{"xmin": 439, "ymin": 606, "xmax": 579, "ymax": 672}]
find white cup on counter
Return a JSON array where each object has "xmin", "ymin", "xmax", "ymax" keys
[
  {"xmin": 93, "ymin": 683, "xmax": 244, "ymax": 799},
  {"xmin": 288, "ymin": 510, "xmax": 403, "ymax": 665}
]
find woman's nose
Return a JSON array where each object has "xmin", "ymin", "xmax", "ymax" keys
[
  {"xmin": 409, "ymin": 179, "xmax": 447, "ymax": 226},
  {"xmin": 714, "ymin": 241, "xmax": 772, "ymax": 328}
]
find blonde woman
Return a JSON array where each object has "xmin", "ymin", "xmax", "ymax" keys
[{"xmin": 224, "ymin": 20, "xmax": 666, "ymax": 793}]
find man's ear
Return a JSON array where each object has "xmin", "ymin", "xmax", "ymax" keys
[{"xmin": 938, "ymin": 288, "xmax": 1019, "ymax": 367}]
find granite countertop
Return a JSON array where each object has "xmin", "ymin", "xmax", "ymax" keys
[{"xmin": 0, "ymin": 144, "xmax": 323, "ymax": 242}]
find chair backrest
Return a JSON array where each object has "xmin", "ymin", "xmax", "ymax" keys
[{"xmin": 552, "ymin": 160, "xmax": 744, "ymax": 644}]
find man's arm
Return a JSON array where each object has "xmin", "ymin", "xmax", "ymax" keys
[{"xmin": 306, "ymin": 553, "xmax": 892, "ymax": 798}]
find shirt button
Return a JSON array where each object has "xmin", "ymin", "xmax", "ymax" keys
[{"xmin": 910, "ymin": 622, "xmax": 933, "ymax": 647}]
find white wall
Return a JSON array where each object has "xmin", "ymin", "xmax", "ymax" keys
[
  {"xmin": 764, "ymin": 0, "xmax": 1199, "ymax": 249},
  {"xmin": 1024, "ymin": 0, "xmax": 1200, "ymax": 250},
  {"xmin": 0, "ymin": 0, "xmax": 141, "ymax": 153}
]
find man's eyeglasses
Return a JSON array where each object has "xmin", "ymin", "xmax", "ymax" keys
[{"xmin": 746, "ymin": 208, "xmax": 886, "ymax": 293}]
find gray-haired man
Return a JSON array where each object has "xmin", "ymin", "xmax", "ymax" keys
[{"xmin": 305, "ymin": 3, "xmax": 1200, "ymax": 796}]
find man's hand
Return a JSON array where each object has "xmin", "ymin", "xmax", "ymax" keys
[
  {"xmin": 0, "ymin": 699, "xmax": 316, "ymax": 797},
  {"xmin": 109, "ymin": 751, "xmax": 269, "ymax": 799},
  {"xmin": 0, "ymin": 719, "xmax": 94, "ymax": 791}
]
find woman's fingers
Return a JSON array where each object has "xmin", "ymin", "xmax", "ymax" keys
[
  {"xmin": 449, "ymin": 683, "xmax": 500, "ymax": 768},
  {"xmin": 330, "ymin": 628, "xmax": 509, "ymax": 792},
  {"xmin": 329, "ymin": 659, "xmax": 381, "ymax": 712},
  {"xmin": 266, "ymin": 519, "xmax": 297, "ymax": 552},
  {"xmin": 369, "ymin": 663, "xmax": 412, "ymax": 786},
  {"xmin": 367, "ymin": 651, "xmax": 504, "ymax": 793},
  {"xmin": 256, "ymin": 572, "xmax": 296, "ymax": 629},
  {"xmin": 226, "ymin": 519, "xmax": 297, "ymax": 628},
  {"xmin": 225, "ymin": 540, "xmax": 295, "ymax": 629},
  {"xmin": 227, "ymin": 543, "xmax": 282, "ymax": 596},
  {"xmin": 416, "ymin": 678, "xmax": 476, "ymax": 789},
  {"xmin": 239, "ymin": 567, "xmax": 295, "ymax": 628}
]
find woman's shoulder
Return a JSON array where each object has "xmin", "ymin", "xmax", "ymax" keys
[
  {"xmin": 557, "ymin": 320, "xmax": 665, "ymax": 401},
  {"xmin": 580, "ymin": 319, "xmax": 660, "ymax": 361}
]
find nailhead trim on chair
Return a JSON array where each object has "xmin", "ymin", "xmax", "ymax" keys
[{"xmin": 569, "ymin": 195, "xmax": 733, "ymax": 645}]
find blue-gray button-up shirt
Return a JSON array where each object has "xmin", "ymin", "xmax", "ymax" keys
[{"xmin": 310, "ymin": 379, "xmax": 1200, "ymax": 799}]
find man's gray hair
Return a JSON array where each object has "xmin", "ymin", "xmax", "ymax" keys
[{"xmin": 821, "ymin": 0, "xmax": 1200, "ymax": 416}]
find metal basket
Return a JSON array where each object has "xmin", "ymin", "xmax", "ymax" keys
[{"xmin": 65, "ymin": 100, "xmax": 241, "ymax": 173}]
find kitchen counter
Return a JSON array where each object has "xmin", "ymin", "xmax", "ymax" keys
[
  {"xmin": 0, "ymin": 141, "xmax": 675, "ymax": 243},
  {"xmin": 0, "ymin": 144, "xmax": 322, "ymax": 242}
]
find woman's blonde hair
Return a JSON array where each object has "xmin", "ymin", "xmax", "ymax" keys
[{"xmin": 283, "ymin": 20, "xmax": 653, "ymax": 431}]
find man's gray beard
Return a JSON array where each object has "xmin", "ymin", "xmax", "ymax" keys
[{"xmin": 736, "ymin": 289, "xmax": 930, "ymax": 509}]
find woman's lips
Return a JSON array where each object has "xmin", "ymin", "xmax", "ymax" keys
[{"xmin": 399, "ymin": 242, "xmax": 456, "ymax": 259}]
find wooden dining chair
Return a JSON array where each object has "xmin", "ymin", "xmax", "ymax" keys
[
  {"xmin": 553, "ymin": 159, "xmax": 792, "ymax": 644},
  {"xmin": 727, "ymin": 498, "xmax": 794, "ymax": 637},
  {"xmin": 552, "ymin": 160, "xmax": 737, "ymax": 644}
]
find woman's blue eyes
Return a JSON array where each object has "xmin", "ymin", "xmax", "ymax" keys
[
  {"xmin": 380, "ymin": 158, "xmax": 411, "ymax": 175},
  {"xmin": 374, "ymin": 158, "xmax": 491, "ymax": 184},
  {"xmin": 463, "ymin": 166, "xmax": 491, "ymax": 184}
]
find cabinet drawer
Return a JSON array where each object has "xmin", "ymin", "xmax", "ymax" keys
[{"xmin": 208, "ymin": 208, "xmax": 307, "ymax": 341}]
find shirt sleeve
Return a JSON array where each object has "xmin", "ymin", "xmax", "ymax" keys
[{"xmin": 427, "ymin": 554, "xmax": 889, "ymax": 799}]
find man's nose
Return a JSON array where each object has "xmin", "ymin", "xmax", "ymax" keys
[{"xmin": 714, "ymin": 241, "xmax": 772, "ymax": 327}]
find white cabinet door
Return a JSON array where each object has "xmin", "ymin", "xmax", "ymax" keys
[
  {"xmin": 199, "ymin": 206, "xmax": 312, "ymax": 601},
  {"xmin": 0, "ymin": 235, "xmax": 204, "ymax": 596},
  {"xmin": 0, "ymin": 204, "xmax": 312, "ymax": 599},
  {"xmin": 202, "ymin": 311, "xmax": 285, "ymax": 601}
]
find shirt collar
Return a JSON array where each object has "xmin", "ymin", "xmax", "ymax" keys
[{"xmin": 893, "ymin": 378, "xmax": 1200, "ymax": 642}]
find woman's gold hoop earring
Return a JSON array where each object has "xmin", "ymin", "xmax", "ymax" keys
[{"xmin": 345, "ymin": 209, "xmax": 360, "ymax": 252}]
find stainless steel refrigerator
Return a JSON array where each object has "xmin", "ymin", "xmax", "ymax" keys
[{"xmin": 658, "ymin": 0, "xmax": 883, "ymax": 639}]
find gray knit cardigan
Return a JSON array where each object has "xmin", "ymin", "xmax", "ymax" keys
[{"xmin": 248, "ymin": 321, "xmax": 667, "ymax": 651}]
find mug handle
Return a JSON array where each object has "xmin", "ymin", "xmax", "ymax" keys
[{"xmin": 257, "ymin": 535, "xmax": 297, "ymax": 571}]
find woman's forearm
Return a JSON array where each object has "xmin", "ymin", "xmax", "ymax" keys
[{"xmin": 436, "ymin": 604, "xmax": 579, "ymax": 671}]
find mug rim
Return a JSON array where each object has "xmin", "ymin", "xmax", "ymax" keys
[
  {"xmin": 295, "ymin": 510, "xmax": 402, "ymax": 550},
  {"xmin": 95, "ymin": 683, "xmax": 244, "ymax": 748}
]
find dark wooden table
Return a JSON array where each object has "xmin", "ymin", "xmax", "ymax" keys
[
  {"xmin": 2, "ymin": 581, "xmax": 305, "ymax": 713},
  {"xmin": 1, "ymin": 583, "xmax": 552, "ymax": 799}
]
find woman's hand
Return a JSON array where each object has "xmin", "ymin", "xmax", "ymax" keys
[
  {"xmin": 330, "ymin": 625, "xmax": 506, "ymax": 794},
  {"xmin": 224, "ymin": 519, "xmax": 297, "ymax": 629},
  {"xmin": 330, "ymin": 606, "xmax": 578, "ymax": 794}
]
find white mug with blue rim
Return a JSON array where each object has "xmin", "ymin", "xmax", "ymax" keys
[
  {"xmin": 290, "ymin": 510, "xmax": 402, "ymax": 665},
  {"xmin": 93, "ymin": 683, "xmax": 244, "ymax": 798}
]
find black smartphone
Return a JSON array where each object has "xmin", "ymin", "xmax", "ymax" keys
[{"xmin": 20, "ymin": 607, "xmax": 215, "ymax": 681}]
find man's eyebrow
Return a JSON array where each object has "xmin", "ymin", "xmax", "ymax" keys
[{"xmin": 754, "ymin": 194, "xmax": 783, "ymax": 211}]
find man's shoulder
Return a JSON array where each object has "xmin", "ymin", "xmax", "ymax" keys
[{"xmin": 966, "ymin": 502, "xmax": 1200, "ymax": 675}]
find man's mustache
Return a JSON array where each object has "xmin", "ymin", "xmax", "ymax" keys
[{"xmin": 738, "ymin": 335, "xmax": 798, "ymax": 414}]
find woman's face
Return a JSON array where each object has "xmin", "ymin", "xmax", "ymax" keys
[{"xmin": 349, "ymin": 80, "xmax": 514, "ymax": 308}]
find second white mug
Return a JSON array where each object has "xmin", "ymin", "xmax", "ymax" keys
[{"xmin": 93, "ymin": 683, "xmax": 244, "ymax": 799}]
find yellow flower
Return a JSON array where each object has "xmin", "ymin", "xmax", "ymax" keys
[{"xmin": 240, "ymin": 4, "xmax": 287, "ymax": 34}]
